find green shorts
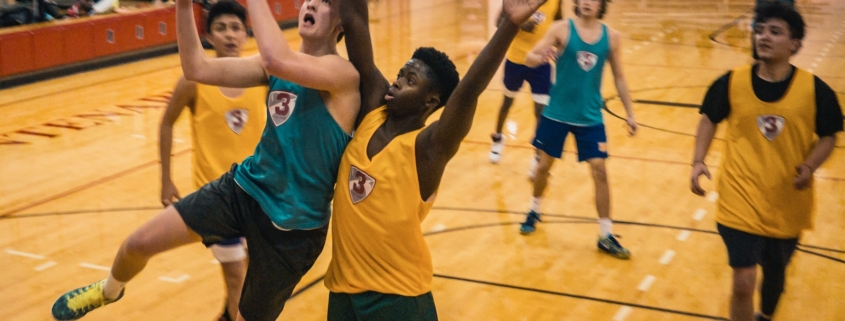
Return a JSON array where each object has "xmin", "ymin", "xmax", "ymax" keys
[{"xmin": 328, "ymin": 291, "xmax": 438, "ymax": 321}]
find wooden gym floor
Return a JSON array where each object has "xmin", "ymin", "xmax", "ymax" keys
[{"xmin": 1, "ymin": 0, "xmax": 843, "ymax": 320}]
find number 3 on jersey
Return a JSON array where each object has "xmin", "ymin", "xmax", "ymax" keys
[
  {"xmin": 268, "ymin": 91, "xmax": 298, "ymax": 126},
  {"xmin": 349, "ymin": 166, "xmax": 376, "ymax": 204}
]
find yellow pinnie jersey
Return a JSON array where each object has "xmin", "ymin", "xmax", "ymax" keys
[
  {"xmin": 717, "ymin": 65, "xmax": 818, "ymax": 238},
  {"xmin": 191, "ymin": 83, "xmax": 268, "ymax": 189},
  {"xmin": 325, "ymin": 107, "xmax": 436, "ymax": 296},
  {"xmin": 506, "ymin": 0, "xmax": 561, "ymax": 65}
]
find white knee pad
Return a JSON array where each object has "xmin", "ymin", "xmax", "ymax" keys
[
  {"xmin": 532, "ymin": 94, "xmax": 550, "ymax": 105},
  {"xmin": 503, "ymin": 89, "xmax": 518, "ymax": 98},
  {"xmin": 210, "ymin": 242, "xmax": 247, "ymax": 263}
]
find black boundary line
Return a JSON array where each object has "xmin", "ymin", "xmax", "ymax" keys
[
  {"xmin": 796, "ymin": 248, "xmax": 845, "ymax": 263},
  {"xmin": 634, "ymin": 99, "xmax": 701, "ymax": 108},
  {"xmin": 0, "ymin": 206, "xmax": 161, "ymax": 220},
  {"xmin": 433, "ymin": 274, "xmax": 730, "ymax": 321}
]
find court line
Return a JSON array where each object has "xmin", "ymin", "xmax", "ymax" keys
[
  {"xmin": 0, "ymin": 148, "xmax": 191, "ymax": 217},
  {"xmin": 433, "ymin": 274, "xmax": 730, "ymax": 320},
  {"xmin": 0, "ymin": 206, "xmax": 162, "ymax": 220}
]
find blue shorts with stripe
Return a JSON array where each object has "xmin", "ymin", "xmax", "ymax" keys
[
  {"xmin": 532, "ymin": 116, "xmax": 608, "ymax": 161},
  {"xmin": 503, "ymin": 59, "xmax": 552, "ymax": 95}
]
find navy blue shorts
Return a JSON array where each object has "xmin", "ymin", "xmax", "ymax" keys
[
  {"xmin": 503, "ymin": 59, "xmax": 552, "ymax": 96},
  {"xmin": 532, "ymin": 116, "xmax": 608, "ymax": 161},
  {"xmin": 717, "ymin": 223, "xmax": 798, "ymax": 268}
]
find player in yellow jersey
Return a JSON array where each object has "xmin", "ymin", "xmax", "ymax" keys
[
  {"xmin": 327, "ymin": 0, "xmax": 545, "ymax": 319},
  {"xmin": 691, "ymin": 3, "xmax": 842, "ymax": 321},
  {"xmin": 489, "ymin": 0, "xmax": 561, "ymax": 172},
  {"xmin": 158, "ymin": 2, "xmax": 267, "ymax": 320}
]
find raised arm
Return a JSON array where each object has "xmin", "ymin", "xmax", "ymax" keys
[
  {"xmin": 607, "ymin": 29, "xmax": 637, "ymax": 135},
  {"xmin": 525, "ymin": 19, "xmax": 567, "ymax": 68},
  {"xmin": 425, "ymin": 0, "xmax": 546, "ymax": 159},
  {"xmin": 175, "ymin": 0, "xmax": 265, "ymax": 87},
  {"xmin": 247, "ymin": 0, "xmax": 358, "ymax": 92},
  {"xmin": 341, "ymin": 0, "xmax": 390, "ymax": 123},
  {"xmin": 159, "ymin": 77, "xmax": 196, "ymax": 206}
]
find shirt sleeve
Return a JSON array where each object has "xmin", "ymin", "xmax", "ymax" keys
[
  {"xmin": 700, "ymin": 72, "xmax": 732, "ymax": 124},
  {"xmin": 814, "ymin": 76, "xmax": 844, "ymax": 137}
]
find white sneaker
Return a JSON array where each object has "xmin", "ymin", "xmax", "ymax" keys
[
  {"xmin": 489, "ymin": 134, "xmax": 504, "ymax": 164},
  {"xmin": 527, "ymin": 154, "xmax": 539, "ymax": 181}
]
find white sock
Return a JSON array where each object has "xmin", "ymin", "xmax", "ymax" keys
[
  {"xmin": 599, "ymin": 218, "xmax": 612, "ymax": 237},
  {"xmin": 103, "ymin": 273, "xmax": 126, "ymax": 300},
  {"xmin": 530, "ymin": 197, "xmax": 542, "ymax": 213}
]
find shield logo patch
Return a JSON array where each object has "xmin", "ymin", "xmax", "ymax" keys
[
  {"xmin": 757, "ymin": 115, "xmax": 785, "ymax": 141},
  {"xmin": 348, "ymin": 166, "xmax": 376, "ymax": 204},
  {"xmin": 576, "ymin": 51, "xmax": 598, "ymax": 72},
  {"xmin": 224, "ymin": 109, "xmax": 248, "ymax": 134},
  {"xmin": 267, "ymin": 91, "xmax": 298, "ymax": 126}
]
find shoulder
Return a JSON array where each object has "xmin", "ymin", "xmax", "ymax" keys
[{"xmin": 173, "ymin": 76, "xmax": 198, "ymax": 97}]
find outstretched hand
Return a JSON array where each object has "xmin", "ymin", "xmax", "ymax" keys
[{"xmin": 502, "ymin": 0, "xmax": 547, "ymax": 26}]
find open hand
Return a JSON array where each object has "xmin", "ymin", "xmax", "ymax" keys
[{"xmin": 502, "ymin": 0, "xmax": 547, "ymax": 26}]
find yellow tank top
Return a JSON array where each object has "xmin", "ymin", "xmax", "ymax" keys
[
  {"xmin": 506, "ymin": 0, "xmax": 560, "ymax": 64},
  {"xmin": 191, "ymin": 83, "xmax": 268, "ymax": 189},
  {"xmin": 717, "ymin": 65, "xmax": 817, "ymax": 238},
  {"xmin": 325, "ymin": 107, "xmax": 436, "ymax": 296}
]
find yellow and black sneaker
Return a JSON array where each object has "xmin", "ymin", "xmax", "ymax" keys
[{"xmin": 52, "ymin": 280, "xmax": 124, "ymax": 320}]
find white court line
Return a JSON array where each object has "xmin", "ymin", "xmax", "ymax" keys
[
  {"xmin": 35, "ymin": 261, "xmax": 58, "ymax": 271},
  {"xmin": 210, "ymin": 259, "xmax": 219, "ymax": 264},
  {"xmin": 811, "ymin": 63, "xmax": 818, "ymax": 68},
  {"xmin": 677, "ymin": 230, "xmax": 691, "ymax": 241},
  {"xmin": 706, "ymin": 191, "xmax": 719, "ymax": 203},
  {"xmin": 159, "ymin": 274, "xmax": 190, "ymax": 283},
  {"xmin": 174, "ymin": 138, "xmax": 186, "ymax": 143},
  {"xmin": 815, "ymin": 57, "xmax": 823, "ymax": 62},
  {"xmin": 657, "ymin": 32, "xmax": 665, "ymax": 37},
  {"xmin": 5, "ymin": 249, "xmax": 45, "ymax": 259},
  {"xmin": 659, "ymin": 250, "xmax": 676, "ymax": 265},
  {"xmin": 637, "ymin": 275, "xmax": 657, "ymax": 292},
  {"xmin": 808, "ymin": 69, "xmax": 814, "ymax": 73},
  {"xmin": 643, "ymin": 41, "xmax": 651, "ymax": 46},
  {"xmin": 693, "ymin": 209, "xmax": 707, "ymax": 221},
  {"xmin": 131, "ymin": 134, "xmax": 146, "ymax": 139},
  {"xmin": 649, "ymin": 36, "xmax": 658, "ymax": 41},
  {"xmin": 79, "ymin": 263, "xmax": 111, "ymax": 271},
  {"xmin": 612, "ymin": 306, "xmax": 633, "ymax": 321}
]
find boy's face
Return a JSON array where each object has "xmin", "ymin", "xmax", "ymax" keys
[
  {"xmin": 385, "ymin": 59, "xmax": 438, "ymax": 116},
  {"xmin": 298, "ymin": 0, "xmax": 342, "ymax": 41},
  {"xmin": 206, "ymin": 14, "xmax": 248, "ymax": 58},
  {"xmin": 576, "ymin": 0, "xmax": 601, "ymax": 18},
  {"xmin": 754, "ymin": 18, "xmax": 800, "ymax": 61}
]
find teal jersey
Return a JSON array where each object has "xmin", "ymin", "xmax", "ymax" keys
[
  {"xmin": 235, "ymin": 76, "xmax": 351, "ymax": 230},
  {"xmin": 543, "ymin": 19, "xmax": 609, "ymax": 126}
]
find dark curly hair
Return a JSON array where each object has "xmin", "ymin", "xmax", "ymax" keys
[
  {"xmin": 411, "ymin": 47, "xmax": 460, "ymax": 109},
  {"xmin": 206, "ymin": 0, "xmax": 247, "ymax": 34},
  {"xmin": 754, "ymin": 1, "xmax": 805, "ymax": 40},
  {"xmin": 574, "ymin": 0, "xmax": 611, "ymax": 20}
]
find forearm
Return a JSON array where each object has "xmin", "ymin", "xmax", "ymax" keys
[
  {"xmin": 524, "ymin": 51, "xmax": 544, "ymax": 68},
  {"xmin": 175, "ymin": 0, "xmax": 209, "ymax": 80},
  {"xmin": 802, "ymin": 135, "xmax": 836, "ymax": 171},
  {"xmin": 159, "ymin": 123, "xmax": 174, "ymax": 182},
  {"xmin": 693, "ymin": 115, "xmax": 717, "ymax": 163},
  {"xmin": 615, "ymin": 77, "xmax": 635, "ymax": 118},
  {"xmin": 247, "ymin": 0, "xmax": 293, "ymax": 72}
]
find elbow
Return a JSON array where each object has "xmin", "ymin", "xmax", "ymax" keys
[{"xmin": 261, "ymin": 55, "xmax": 285, "ymax": 75}]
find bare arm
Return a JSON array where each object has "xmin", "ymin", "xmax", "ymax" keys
[
  {"xmin": 341, "ymin": 0, "xmax": 390, "ymax": 124},
  {"xmin": 247, "ymin": 0, "xmax": 358, "ymax": 92},
  {"xmin": 524, "ymin": 19, "xmax": 567, "ymax": 68},
  {"xmin": 159, "ymin": 77, "xmax": 196, "ymax": 206},
  {"xmin": 423, "ymin": 0, "xmax": 545, "ymax": 160},
  {"xmin": 690, "ymin": 115, "xmax": 716, "ymax": 195},
  {"xmin": 794, "ymin": 135, "xmax": 836, "ymax": 189},
  {"xmin": 607, "ymin": 29, "xmax": 637, "ymax": 135},
  {"xmin": 175, "ymin": 0, "xmax": 266, "ymax": 87}
]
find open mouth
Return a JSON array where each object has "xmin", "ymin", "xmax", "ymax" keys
[
  {"xmin": 385, "ymin": 87, "xmax": 396, "ymax": 101},
  {"xmin": 226, "ymin": 44, "xmax": 238, "ymax": 50},
  {"xmin": 303, "ymin": 14, "xmax": 315, "ymax": 26}
]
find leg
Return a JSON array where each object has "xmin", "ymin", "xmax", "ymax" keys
[
  {"xmin": 532, "ymin": 150, "xmax": 556, "ymax": 198},
  {"xmin": 210, "ymin": 238, "xmax": 248, "ymax": 319},
  {"xmin": 521, "ymin": 116, "xmax": 568, "ymax": 235},
  {"xmin": 731, "ymin": 266, "xmax": 758, "ymax": 321},
  {"xmin": 586, "ymin": 158, "xmax": 610, "ymax": 220},
  {"xmin": 758, "ymin": 237, "xmax": 798, "ymax": 319},
  {"xmin": 490, "ymin": 59, "xmax": 525, "ymax": 164},
  {"xmin": 494, "ymin": 95, "xmax": 516, "ymax": 134}
]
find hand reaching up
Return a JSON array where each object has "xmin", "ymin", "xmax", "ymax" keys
[{"xmin": 502, "ymin": 0, "xmax": 547, "ymax": 26}]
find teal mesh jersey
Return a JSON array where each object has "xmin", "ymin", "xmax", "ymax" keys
[
  {"xmin": 235, "ymin": 76, "xmax": 351, "ymax": 230},
  {"xmin": 543, "ymin": 19, "xmax": 609, "ymax": 126}
]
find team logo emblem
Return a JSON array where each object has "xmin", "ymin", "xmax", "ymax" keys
[
  {"xmin": 531, "ymin": 12, "xmax": 546, "ymax": 24},
  {"xmin": 576, "ymin": 51, "xmax": 598, "ymax": 72},
  {"xmin": 224, "ymin": 109, "xmax": 248, "ymax": 134},
  {"xmin": 348, "ymin": 166, "xmax": 375, "ymax": 204},
  {"xmin": 267, "ymin": 91, "xmax": 298, "ymax": 126},
  {"xmin": 757, "ymin": 115, "xmax": 785, "ymax": 141}
]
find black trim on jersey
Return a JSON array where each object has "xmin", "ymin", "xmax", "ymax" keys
[{"xmin": 700, "ymin": 64, "xmax": 844, "ymax": 137}]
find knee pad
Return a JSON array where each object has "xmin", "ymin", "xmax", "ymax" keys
[{"xmin": 210, "ymin": 241, "xmax": 247, "ymax": 263}]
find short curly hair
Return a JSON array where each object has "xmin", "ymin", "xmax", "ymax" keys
[
  {"xmin": 206, "ymin": 1, "xmax": 247, "ymax": 34},
  {"xmin": 754, "ymin": 1, "xmax": 805, "ymax": 40},
  {"xmin": 411, "ymin": 47, "xmax": 460, "ymax": 109},
  {"xmin": 574, "ymin": 0, "xmax": 611, "ymax": 20}
]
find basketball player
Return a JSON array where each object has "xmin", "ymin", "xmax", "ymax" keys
[
  {"xmin": 517, "ymin": 0, "xmax": 637, "ymax": 260},
  {"xmin": 158, "ymin": 2, "xmax": 265, "ymax": 320},
  {"xmin": 51, "ymin": 0, "xmax": 360, "ymax": 320},
  {"xmin": 691, "ymin": 3, "xmax": 842, "ymax": 321},
  {"xmin": 324, "ymin": 0, "xmax": 545, "ymax": 319},
  {"xmin": 489, "ymin": 0, "xmax": 561, "ymax": 173}
]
